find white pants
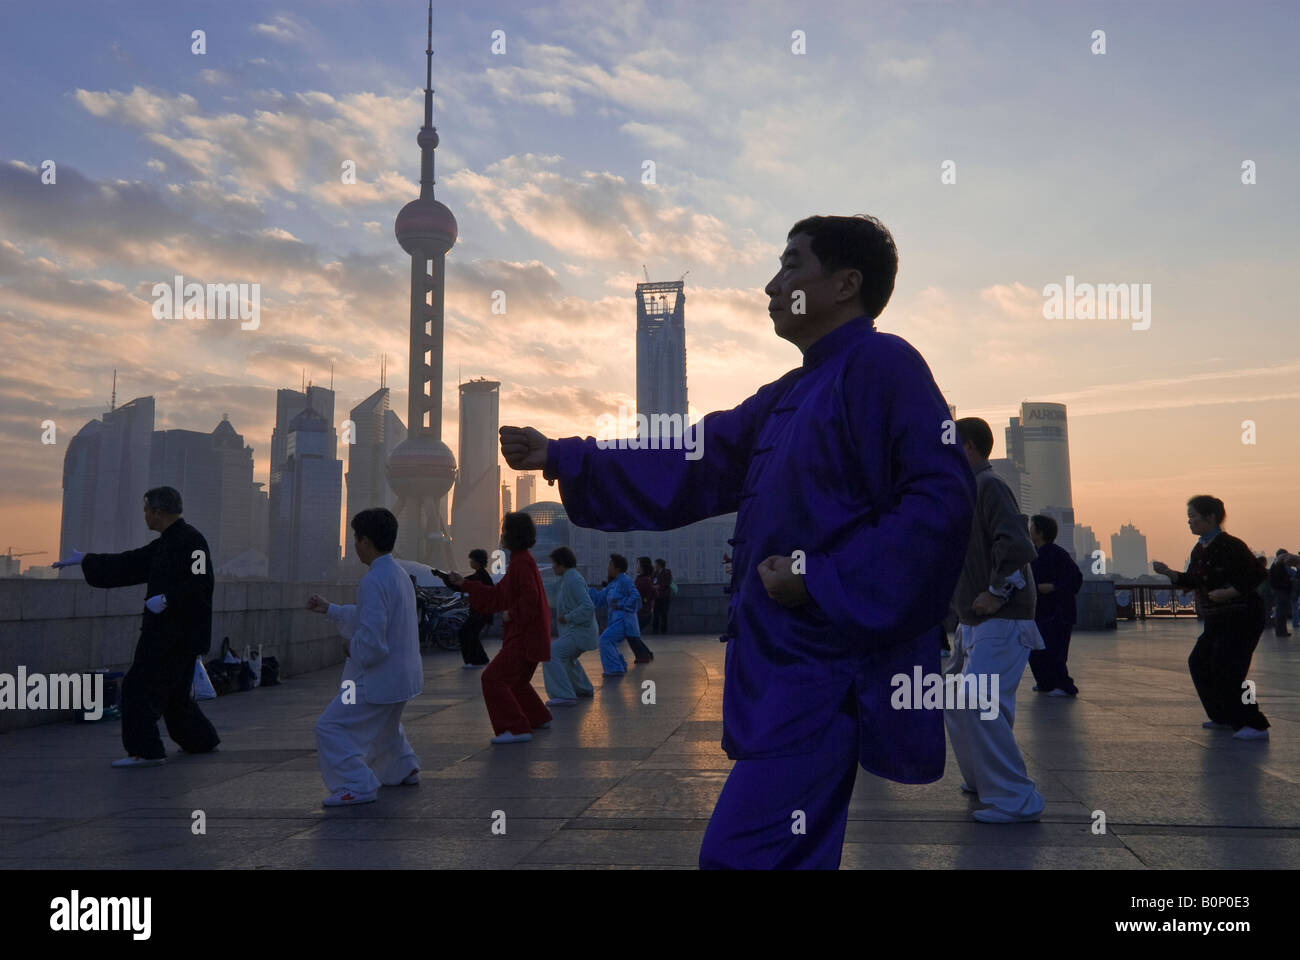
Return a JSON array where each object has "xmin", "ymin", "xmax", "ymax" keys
[
  {"xmin": 943, "ymin": 619, "xmax": 1045, "ymax": 818},
  {"xmin": 315, "ymin": 682, "xmax": 419, "ymax": 795}
]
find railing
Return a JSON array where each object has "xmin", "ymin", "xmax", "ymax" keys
[{"xmin": 1113, "ymin": 583, "xmax": 1199, "ymax": 620}]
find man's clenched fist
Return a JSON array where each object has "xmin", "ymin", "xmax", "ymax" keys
[{"xmin": 500, "ymin": 425, "xmax": 549, "ymax": 471}]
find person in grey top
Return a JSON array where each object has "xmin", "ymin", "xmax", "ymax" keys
[{"xmin": 944, "ymin": 418, "xmax": 1046, "ymax": 823}]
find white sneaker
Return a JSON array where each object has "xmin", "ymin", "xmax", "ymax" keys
[
  {"xmin": 322, "ymin": 788, "xmax": 378, "ymax": 806},
  {"xmin": 1202, "ymin": 720, "xmax": 1231, "ymax": 729},
  {"xmin": 462, "ymin": 663, "xmax": 485, "ymax": 670},
  {"xmin": 490, "ymin": 731, "xmax": 533, "ymax": 744},
  {"xmin": 111, "ymin": 756, "xmax": 166, "ymax": 768},
  {"xmin": 1232, "ymin": 727, "xmax": 1269, "ymax": 741},
  {"xmin": 1046, "ymin": 689, "xmax": 1070, "ymax": 698}
]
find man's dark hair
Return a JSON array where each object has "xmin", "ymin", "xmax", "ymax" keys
[
  {"xmin": 637, "ymin": 556, "xmax": 653, "ymax": 576},
  {"xmin": 787, "ymin": 214, "xmax": 898, "ymax": 319},
  {"xmin": 143, "ymin": 486, "xmax": 183, "ymax": 514},
  {"xmin": 550, "ymin": 546, "xmax": 577, "ymax": 569},
  {"xmin": 609, "ymin": 553, "xmax": 628, "ymax": 573},
  {"xmin": 654, "ymin": 558, "xmax": 665, "ymax": 567},
  {"xmin": 1187, "ymin": 495, "xmax": 1226, "ymax": 526},
  {"xmin": 351, "ymin": 507, "xmax": 398, "ymax": 552},
  {"xmin": 468, "ymin": 548, "xmax": 489, "ymax": 566},
  {"xmin": 1030, "ymin": 514, "xmax": 1058, "ymax": 543},
  {"xmin": 501, "ymin": 511, "xmax": 537, "ymax": 551},
  {"xmin": 1276, "ymin": 548, "xmax": 1288, "ymax": 557},
  {"xmin": 955, "ymin": 418, "xmax": 995, "ymax": 459}
]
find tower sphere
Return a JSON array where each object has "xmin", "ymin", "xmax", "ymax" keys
[
  {"xmin": 386, "ymin": 433, "xmax": 457, "ymax": 500},
  {"xmin": 395, "ymin": 197, "xmax": 458, "ymax": 255}
]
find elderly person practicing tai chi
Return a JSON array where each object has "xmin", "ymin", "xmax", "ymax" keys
[
  {"xmin": 447, "ymin": 512, "xmax": 552, "ymax": 744},
  {"xmin": 499, "ymin": 214, "xmax": 975, "ymax": 869},
  {"xmin": 542, "ymin": 547, "xmax": 600, "ymax": 705},
  {"xmin": 1153, "ymin": 495, "xmax": 1270, "ymax": 740},
  {"xmin": 53, "ymin": 486, "xmax": 221, "ymax": 768},
  {"xmin": 307, "ymin": 508, "xmax": 422, "ymax": 806}
]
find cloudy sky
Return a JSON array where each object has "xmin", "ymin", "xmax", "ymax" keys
[{"xmin": 2, "ymin": 0, "xmax": 1297, "ymax": 573}]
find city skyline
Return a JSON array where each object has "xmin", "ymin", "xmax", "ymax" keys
[{"xmin": 3, "ymin": 1, "xmax": 1298, "ymax": 574}]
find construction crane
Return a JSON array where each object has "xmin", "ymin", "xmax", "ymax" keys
[
  {"xmin": 680, "ymin": 269, "xmax": 690, "ymax": 284},
  {"xmin": 5, "ymin": 548, "xmax": 46, "ymax": 559},
  {"xmin": 642, "ymin": 265, "xmax": 650, "ymax": 283}
]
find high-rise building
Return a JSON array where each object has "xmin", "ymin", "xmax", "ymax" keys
[
  {"xmin": 636, "ymin": 280, "xmax": 687, "ymax": 431},
  {"xmin": 453, "ymin": 379, "xmax": 501, "ymax": 558},
  {"xmin": 388, "ymin": 5, "xmax": 458, "ymax": 569},
  {"xmin": 270, "ymin": 386, "xmax": 334, "ymax": 491},
  {"xmin": 1110, "ymin": 523, "xmax": 1149, "ymax": 579},
  {"xmin": 269, "ymin": 404, "xmax": 342, "ymax": 581},
  {"xmin": 515, "ymin": 473, "xmax": 535, "ymax": 512},
  {"xmin": 1074, "ymin": 523, "xmax": 1101, "ymax": 575},
  {"xmin": 58, "ymin": 394, "xmax": 155, "ymax": 576},
  {"xmin": 345, "ymin": 384, "xmax": 406, "ymax": 564},
  {"xmin": 149, "ymin": 417, "xmax": 257, "ymax": 569},
  {"xmin": 1006, "ymin": 402, "xmax": 1075, "ymax": 557},
  {"xmin": 501, "ymin": 484, "xmax": 512, "ymax": 516}
]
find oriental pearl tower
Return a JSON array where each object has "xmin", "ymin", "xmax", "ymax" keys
[{"xmin": 388, "ymin": 1, "xmax": 458, "ymax": 570}]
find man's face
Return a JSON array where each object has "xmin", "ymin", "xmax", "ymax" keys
[
  {"xmin": 355, "ymin": 534, "xmax": 376, "ymax": 565},
  {"xmin": 142, "ymin": 504, "xmax": 163, "ymax": 531},
  {"xmin": 764, "ymin": 233, "xmax": 856, "ymax": 341},
  {"xmin": 1029, "ymin": 523, "xmax": 1044, "ymax": 548},
  {"xmin": 607, "ymin": 560, "xmax": 617, "ymax": 580}
]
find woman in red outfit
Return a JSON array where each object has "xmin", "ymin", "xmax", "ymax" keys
[{"xmin": 448, "ymin": 512, "xmax": 552, "ymax": 744}]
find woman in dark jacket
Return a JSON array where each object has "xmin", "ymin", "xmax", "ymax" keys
[
  {"xmin": 1153, "ymin": 495, "xmax": 1269, "ymax": 740},
  {"xmin": 456, "ymin": 549, "xmax": 493, "ymax": 667}
]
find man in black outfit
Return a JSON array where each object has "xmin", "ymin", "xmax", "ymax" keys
[
  {"xmin": 456, "ymin": 548, "xmax": 494, "ymax": 667},
  {"xmin": 1268, "ymin": 549, "xmax": 1295, "ymax": 637},
  {"xmin": 1153, "ymin": 495, "xmax": 1269, "ymax": 741},
  {"xmin": 52, "ymin": 486, "xmax": 220, "ymax": 766}
]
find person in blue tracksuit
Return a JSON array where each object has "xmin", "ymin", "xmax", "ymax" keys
[
  {"xmin": 589, "ymin": 554, "xmax": 644, "ymax": 677},
  {"xmin": 499, "ymin": 215, "xmax": 974, "ymax": 868}
]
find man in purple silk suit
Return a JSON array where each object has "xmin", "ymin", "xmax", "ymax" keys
[{"xmin": 501, "ymin": 215, "xmax": 975, "ymax": 868}]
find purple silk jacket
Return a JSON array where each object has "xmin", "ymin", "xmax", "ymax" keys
[{"xmin": 543, "ymin": 316, "xmax": 975, "ymax": 781}]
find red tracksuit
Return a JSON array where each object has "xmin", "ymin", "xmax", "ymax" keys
[{"xmin": 463, "ymin": 550, "xmax": 552, "ymax": 735}]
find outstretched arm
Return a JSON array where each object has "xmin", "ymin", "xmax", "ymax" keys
[
  {"xmin": 502, "ymin": 379, "xmax": 784, "ymax": 532},
  {"xmin": 81, "ymin": 541, "xmax": 157, "ymax": 589}
]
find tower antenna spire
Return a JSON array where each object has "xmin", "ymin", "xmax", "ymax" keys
[{"xmin": 110, "ymin": 368, "xmax": 117, "ymax": 411}]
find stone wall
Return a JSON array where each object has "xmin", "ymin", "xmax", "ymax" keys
[{"xmin": 0, "ymin": 577, "xmax": 357, "ymax": 732}]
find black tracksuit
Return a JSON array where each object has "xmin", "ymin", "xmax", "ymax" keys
[
  {"xmin": 1170, "ymin": 532, "xmax": 1268, "ymax": 731},
  {"xmin": 82, "ymin": 519, "xmax": 221, "ymax": 759}
]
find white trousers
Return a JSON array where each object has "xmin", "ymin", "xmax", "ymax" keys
[
  {"xmin": 315, "ymin": 684, "xmax": 419, "ymax": 795},
  {"xmin": 943, "ymin": 619, "xmax": 1045, "ymax": 818}
]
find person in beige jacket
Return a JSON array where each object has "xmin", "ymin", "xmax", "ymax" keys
[{"xmin": 946, "ymin": 418, "xmax": 1046, "ymax": 824}]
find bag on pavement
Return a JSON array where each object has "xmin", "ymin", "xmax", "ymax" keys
[{"xmin": 192, "ymin": 657, "xmax": 217, "ymax": 701}]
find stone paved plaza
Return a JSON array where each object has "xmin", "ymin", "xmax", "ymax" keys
[{"xmin": 1, "ymin": 618, "xmax": 1297, "ymax": 870}]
